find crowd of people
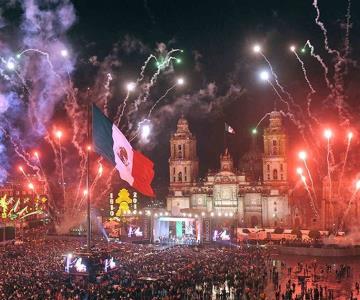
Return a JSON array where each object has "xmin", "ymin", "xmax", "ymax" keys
[{"xmin": 1, "ymin": 229, "xmax": 360, "ymax": 299}]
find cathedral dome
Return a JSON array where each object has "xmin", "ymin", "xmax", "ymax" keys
[{"xmin": 239, "ymin": 135, "xmax": 262, "ymax": 181}]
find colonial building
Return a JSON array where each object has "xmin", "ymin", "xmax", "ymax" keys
[{"xmin": 167, "ymin": 111, "xmax": 291, "ymax": 228}]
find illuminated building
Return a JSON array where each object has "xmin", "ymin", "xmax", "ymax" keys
[
  {"xmin": 167, "ymin": 111, "xmax": 290, "ymax": 228},
  {"xmin": 0, "ymin": 176, "xmax": 48, "ymax": 222},
  {"xmin": 0, "ymin": 175, "xmax": 47, "ymax": 198}
]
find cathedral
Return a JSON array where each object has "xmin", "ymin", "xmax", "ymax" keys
[{"xmin": 166, "ymin": 111, "xmax": 291, "ymax": 228}]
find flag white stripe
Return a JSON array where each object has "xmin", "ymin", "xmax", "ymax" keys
[{"xmin": 112, "ymin": 124, "xmax": 134, "ymax": 185}]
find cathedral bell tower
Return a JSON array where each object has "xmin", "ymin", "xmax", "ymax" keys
[
  {"xmin": 263, "ymin": 111, "xmax": 288, "ymax": 184},
  {"xmin": 169, "ymin": 116, "xmax": 199, "ymax": 192},
  {"xmin": 220, "ymin": 148, "xmax": 233, "ymax": 172}
]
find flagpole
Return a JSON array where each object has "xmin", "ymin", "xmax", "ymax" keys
[{"xmin": 86, "ymin": 102, "xmax": 91, "ymax": 251}]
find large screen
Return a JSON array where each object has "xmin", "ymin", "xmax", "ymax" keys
[
  {"xmin": 64, "ymin": 254, "xmax": 117, "ymax": 274},
  {"xmin": 64, "ymin": 255, "xmax": 88, "ymax": 273},
  {"xmin": 212, "ymin": 228, "xmax": 231, "ymax": 241},
  {"xmin": 127, "ymin": 225, "xmax": 143, "ymax": 237}
]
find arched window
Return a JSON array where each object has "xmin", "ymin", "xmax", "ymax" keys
[
  {"xmin": 177, "ymin": 145, "xmax": 182, "ymax": 158},
  {"xmin": 273, "ymin": 169, "xmax": 278, "ymax": 180},
  {"xmin": 267, "ymin": 164, "xmax": 270, "ymax": 171},
  {"xmin": 272, "ymin": 140, "xmax": 278, "ymax": 155},
  {"xmin": 178, "ymin": 172, "xmax": 182, "ymax": 182}
]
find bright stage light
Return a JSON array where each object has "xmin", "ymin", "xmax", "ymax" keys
[
  {"xmin": 298, "ymin": 151, "xmax": 307, "ymax": 160},
  {"xmin": 324, "ymin": 129, "xmax": 333, "ymax": 139},
  {"xmin": 6, "ymin": 61, "xmax": 15, "ymax": 70},
  {"xmin": 252, "ymin": 128, "xmax": 257, "ymax": 135},
  {"xmin": 301, "ymin": 175, "xmax": 306, "ymax": 183},
  {"xmin": 34, "ymin": 151, "xmax": 39, "ymax": 159},
  {"xmin": 67, "ymin": 253, "xmax": 72, "ymax": 259},
  {"xmin": 18, "ymin": 166, "xmax": 24, "ymax": 172},
  {"xmin": 296, "ymin": 167, "xmax": 303, "ymax": 175},
  {"xmin": 259, "ymin": 70, "xmax": 269, "ymax": 81},
  {"xmin": 86, "ymin": 145, "xmax": 91, "ymax": 151},
  {"xmin": 177, "ymin": 77, "xmax": 184, "ymax": 85},
  {"xmin": 126, "ymin": 82, "xmax": 136, "ymax": 92},
  {"xmin": 83, "ymin": 189, "xmax": 88, "ymax": 196},
  {"xmin": 210, "ymin": 212, "xmax": 214, "ymax": 217},
  {"xmin": 55, "ymin": 130, "xmax": 63, "ymax": 139},
  {"xmin": 290, "ymin": 45, "xmax": 296, "ymax": 52},
  {"xmin": 60, "ymin": 49, "xmax": 68, "ymax": 57},
  {"xmin": 176, "ymin": 58, "xmax": 182, "ymax": 64},
  {"xmin": 28, "ymin": 183, "xmax": 34, "ymax": 190},
  {"xmin": 356, "ymin": 180, "xmax": 360, "ymax": 190},
  {"xmin": 348, "ymin": 132, "xmax": 353, "ymax": 140},
  {"xmin": 253, "ymin": 44, "xmax": 261, "ymax": 53}
]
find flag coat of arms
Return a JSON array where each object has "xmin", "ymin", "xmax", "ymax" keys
[{"xmin": 92, "ymin": 104, "xmax": 154, "ymax": 197}]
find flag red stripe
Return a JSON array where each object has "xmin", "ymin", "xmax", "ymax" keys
[{"xmin": 132, "ymin": 150, "xmax": 155, "ymax": 197}]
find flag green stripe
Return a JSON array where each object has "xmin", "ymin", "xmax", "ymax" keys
[{"xmin": 92, "ymin": 104, "xmax": 116, "ymax": 165}]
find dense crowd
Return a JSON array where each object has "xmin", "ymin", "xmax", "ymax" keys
[{"xmin": 1, "ymin": 231, "xmax": 360, "ymax": 299}]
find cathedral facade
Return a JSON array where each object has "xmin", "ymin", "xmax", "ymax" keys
[{"xmin": 166, "ymin": 111, "xmax": 291, "ymax": 228}]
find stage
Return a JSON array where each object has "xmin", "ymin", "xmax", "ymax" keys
[{"xmin": 152, "ymin": 215, "xmax": 233, "ymax": 245}]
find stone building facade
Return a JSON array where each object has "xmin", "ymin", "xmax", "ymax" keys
[{"xmin": 167, "ymin": 111, "xmax": 291, "ymax": 228}]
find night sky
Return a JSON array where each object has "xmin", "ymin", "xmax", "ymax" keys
[{"xmin": 1, "ymin": 0, "xmax": 360, "ymax": 202}]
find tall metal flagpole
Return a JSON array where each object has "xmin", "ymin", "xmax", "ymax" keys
[{"xmin": 86, "ymin": 103, "xmax": 91, "ymax": 251}]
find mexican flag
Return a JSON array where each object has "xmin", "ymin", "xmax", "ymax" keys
[{"xmin": 92, "ymin": 104, "xmax": 154, "ymax": 197}]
